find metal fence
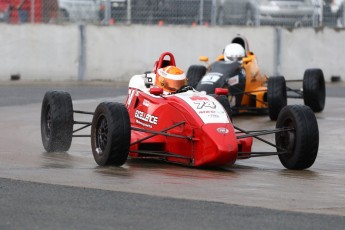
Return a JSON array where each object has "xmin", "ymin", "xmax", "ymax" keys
[{"xmin": 0, "ymin": 0, "xmax": 344, "ymax": 27}]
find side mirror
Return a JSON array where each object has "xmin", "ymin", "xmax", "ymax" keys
[
  {"xmin": 199, "ymin": 56, "xmax": 209, "ymax": 62},
  {"xmin": 150, "ymin": 87, "xmax": 163, "ymax": 95}
]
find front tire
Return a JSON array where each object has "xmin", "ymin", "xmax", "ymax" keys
[
  {"xmin": 91, "ymin": 102, "xmax": 130, "ymax": 166},
  {"xmin": 186, "ymin": 65, "xmax": 207, "ymax": 89},
  {"xmin": 267, "ymin": 76, "xmax": 287, "ymax": 120},
  {"xmin": 276, "ymin": 105, "xmax": 319, "ymax": 170},
  {"xmin": 41, "ymin": 91, "xmax": 73, "ymax": 152},
  {"xmin": 303, "ymin": 68, "xmax": 325, "ymax": 112}
]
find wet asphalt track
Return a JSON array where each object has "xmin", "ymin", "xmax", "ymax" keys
[{"xmin": 1, "ymin": 81, "xmax": 345, "ymax": 229}]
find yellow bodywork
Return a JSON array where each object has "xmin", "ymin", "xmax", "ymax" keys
[{"xmin": 200, "ymin": 52, "xmax": 269, "ymax": 109}]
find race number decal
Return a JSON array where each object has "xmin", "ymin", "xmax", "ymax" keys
[
  {"xmin": 194, "ymin": 101, "xmax": 216, "ymax": 109},
  {"xmin": 201, "ymin": 73, "xmax": 222, "ymax": 84},
  {"xmin": 175, "ymin": 94, "xmax": 229, "ymax": 124}
]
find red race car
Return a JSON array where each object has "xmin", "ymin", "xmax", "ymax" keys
[{"xmin": 41, "ymin": 52, "xmax": 319, "ymax": 170}]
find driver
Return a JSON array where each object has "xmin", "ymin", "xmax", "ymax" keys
[
  {"xmin": 155, "ymin": 66, "xmax": 187, "ymax": 93},
  {"xmin": 223, "ymin": 43, "xmax": 245, "ymax": 64}
]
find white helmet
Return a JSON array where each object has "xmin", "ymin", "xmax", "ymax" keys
[{"xmin": 224, "ymin": 43, "xmax": 245, "ymax": 63}]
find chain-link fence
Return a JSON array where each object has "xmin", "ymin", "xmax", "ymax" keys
[{"xmin": 0, "ymin": 0, "xmax": 344, "ymax": 27}]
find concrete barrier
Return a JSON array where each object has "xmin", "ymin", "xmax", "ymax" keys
[{"xmin": 0, "ymin": 24, "xmax": 343, "ymax": 82}]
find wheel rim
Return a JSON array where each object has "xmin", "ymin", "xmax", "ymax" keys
[
  {"xmin": 95, "ymin": 115, "xmax": 108, "ymax": 155},
  {"xmin": 277, "ymin": 119, "xmax": 295, "ymax": 155},
  {"xmin": 45, "ymin": 105, "xmax": 52, "ymax": 139}
]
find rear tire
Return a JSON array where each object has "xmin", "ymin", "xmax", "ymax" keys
[
  {"xmin": 91, "ymin": 102, "xmax": 130, "ymax": 166},
  {"xmin": 186, "ymin": 65, "xmax": 207, "ymax": 89},
  {"xmin": 303, "ymin": 68, "xmax": 325, "ymax": 112},
  {"xmin": 267, "ymin": 76, "xmax": 287, "ymax": 120},
  {"xmin": 276, "ymin": 105, "xmax": 319, "ymax": 170},
  {"xmin": 41, "ymin": 91, "xmax": 73, "ymax": 152}
]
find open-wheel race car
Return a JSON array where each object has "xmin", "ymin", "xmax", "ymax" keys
[
  {"xmin": 186, "ymin": 34, "xmax": 326, "ymax": 120},
  {"xmin": 41, "ymin": 52, "xmax": 319, "ymax": 170}
]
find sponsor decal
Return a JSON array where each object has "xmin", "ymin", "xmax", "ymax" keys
[
  {"xmin": 134, "ymin": 110, "xmax": 158, "ymax": 126},
  {"xmin": 217, "ymin": 127, "xmax": 229, "ymax": 134},
  {"xmin": 143, "ymin": 99, "xmax": 150, "ymax": 107},
  {"xmin": 199, "ymin": 110, "xmax": 216, "ymax": 114},
  {"xmin": 208, "ymin": 114, "xmax": 220, "ymax": 118},
  {"xmin": 228, "ymin": 75, "xmax": 239, "ymax": 86},
  {"xmin": 136, "ymin": 120, "xmax": 153, "ymax": 128}
]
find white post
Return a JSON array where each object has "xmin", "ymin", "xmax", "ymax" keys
[
  {"xmin": 30, "ymin": 0, "xmax": 34, "ymax": 23},
  {"xmin": 104, "ymin": 0, "xmax": 111, "ymax": 25},
  {"xmin": 210, "ymin": 0, "xmax": 217, "ymax": 26},
  {"xmin": 199, "ymin": 0, "xmax": 204, "ymax": 25},
  {"xmin": 127, "ymin": 0, "xmax": 131, "ymax": 25}
]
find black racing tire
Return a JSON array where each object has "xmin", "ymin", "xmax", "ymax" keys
[
  {"xmin": 303, "ymin": 68, "xmax": 325, "ymax": 112},
  {"xmin": 275, "ymin": 105, "xmax": 319, "ymax": 170},
  {"xmin": 41, "ymin": 91, "xmax": 73, "ymax": 152},
  {"xmin": 186, "ymin": 65, "xmax": 207, "ymax": 89},
  {"xmin": 267, "ymin": 76, "xmax": 287, "ymax": 120},
  {"xmin": 91, "ymin": 102, "xmax": 130, "ymax": 166},
  {"xmin": 210, "ymin": 94, "xmax": 232, "ymax": 120}
]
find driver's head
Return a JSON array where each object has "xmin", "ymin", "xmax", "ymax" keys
[
  {"xmin": 224, "ymin": 43, "xmax": 245, "ymax": 63},
  {"xmin": 155, "ymin": 66, "xmax": 186, "ymax": 93}
]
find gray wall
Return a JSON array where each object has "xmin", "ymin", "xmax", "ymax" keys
[{"xmin": 0, "ymin": 24, "xmax": 343, "ymax": 82}]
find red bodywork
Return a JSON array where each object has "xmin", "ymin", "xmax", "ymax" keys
[
  {"xmin": 124, "ymin": 88, "xmax": 253, "ymax": 167},
  {"xmin": 123, "ymin": 52, "xmax": 253, "ymax": 167}
]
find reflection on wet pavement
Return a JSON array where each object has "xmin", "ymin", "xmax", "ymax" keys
[{"xmin": 41, "ymin": 152, "xmax": 75, "ymax": 169}]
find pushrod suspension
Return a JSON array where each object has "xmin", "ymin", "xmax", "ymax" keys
[
  {"xmin": 130, "ymin": 121, "xmax": 188, "ymax": 146},
  {"xmin": 237, "ymin": 151, "xmax": 289, "ymax": 159},
  {"xmin": 237, "ymin": 128, "xmax": 294, "ymax": 139},
  {"xmin": 234, "ymin": 125, "xmax": 288, "ymax": 151},
  {"xmin": 74, "ymin": 110, "xmax": 94, "ymax": 115},
  {"xmin": 286, "ymin": 86, "xmax": 303, "ymax": 96}
]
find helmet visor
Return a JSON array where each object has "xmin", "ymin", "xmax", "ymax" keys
[
  {"xmin": 227, "ymin": 56, "xmax": 243, "ymax": 62},
  {"xmin": 158, "ymin": 75, "xmax": 186, "ymax": 92}
]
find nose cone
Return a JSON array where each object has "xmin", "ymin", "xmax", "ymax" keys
[{"xmin": 193, "ymin": 123, "xmax": 238, "ymax": 167}]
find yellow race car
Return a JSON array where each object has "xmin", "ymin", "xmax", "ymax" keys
[{"xmin": 186, "ymin": 34, "xmax": 325, "ymax": 120}]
